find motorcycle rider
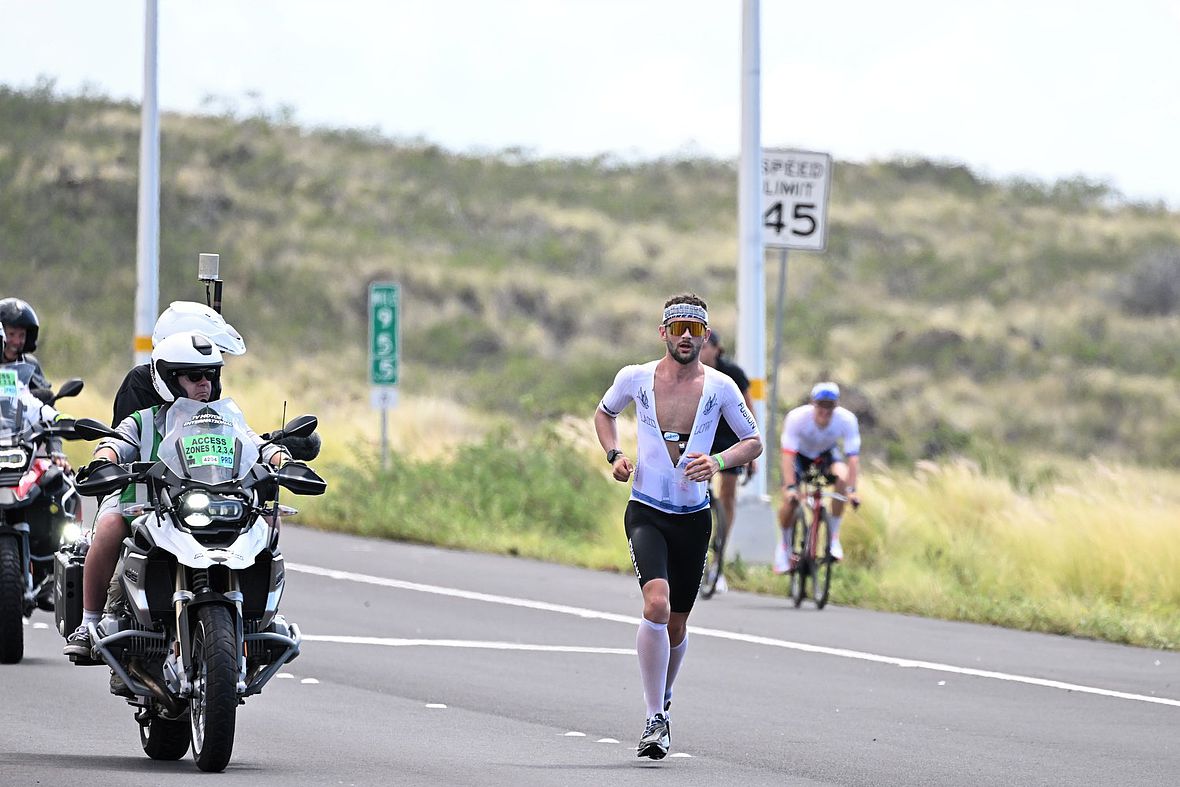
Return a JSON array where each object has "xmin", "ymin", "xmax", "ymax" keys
[
  {"xmin": 111, "ymin": 301, "xmax": 318, "ymax": 459},
  {"xmin": 0, "ymin": 297, "xmax": 52, "ymax": 401},
  {"xmin": 63, "ymin": 331, "xmax": 291, "ymax": 657},
  {"xmin": 0, "ymin": 316, "xmax": 72, "ymax": 608},
  {"xmin": 111, "ymin": 301, "xmax": 247, "ymax": 425}
]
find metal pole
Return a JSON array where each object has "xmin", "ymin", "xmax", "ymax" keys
[
  {"xmin": 736, "ymin": 0, "xmax": 766, "ymax": 499},
  {"xmin": 767, "ymin": 247, "xmax": 789, "ymax": 490},
  {"xmin": 133, "ymin": 0, "xmax": 160, "ymax": 366},
  {"xmin": 380, "ymin": 407, "xmax": 389, "ymax": 470}
]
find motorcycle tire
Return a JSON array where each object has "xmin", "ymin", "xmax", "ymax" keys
[
  {"xmin": 190, "ymin": 604, "xmax": 239, "ymax": 772},
  {"xmin": 0, "ymin": 535, "xmax": 25, "ymax": 664},
  {"xmin": 140, "ymin": 711, "xmax": 191, "ymax": 760}
]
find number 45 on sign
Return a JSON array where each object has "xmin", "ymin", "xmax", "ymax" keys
[{"xmin": 762, "ymin": 149, "xmax": 832, "ymax": 252}]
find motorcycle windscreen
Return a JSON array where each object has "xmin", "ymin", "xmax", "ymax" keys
[
  {"xmin": 0, "ymin": 363, "xmax": 38, "ymax": 443},
  {"xmin": 158, "ymin": 398, "xmax": 261, "ymax": 484}
]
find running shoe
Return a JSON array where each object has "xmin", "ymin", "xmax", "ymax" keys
[
  {"xmin": 830, "ymin": 538, "xmax": 844, "ymax": 561},
  {"xmin": 636, "ymin": 712, "xmax": 670, "ymax": 759}
]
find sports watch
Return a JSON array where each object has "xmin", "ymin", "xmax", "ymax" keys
[{"xmin": 606, "ymin": 448, "xmax": 623, "ymax": 465}]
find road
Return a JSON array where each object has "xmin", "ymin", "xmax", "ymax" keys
[{"xmin": 2, "ymin": 524, "xmax": 1178, "ymax": 785}]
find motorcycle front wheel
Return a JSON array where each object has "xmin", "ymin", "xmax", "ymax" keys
[
  {"xmin": 0, "ymin": 534, "xmax": 25, "ymax": 664},
  {"xmin": 190, "ymin": 604, "xmax": 238, "ymax": 772}
]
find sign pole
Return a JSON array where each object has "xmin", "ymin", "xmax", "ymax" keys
[
  {"xmin": 737, "ymin": 0, "xmax": 766, "ymax": 500},
  {"xmin": 767, "ymin": 247, "xmax": 789, "ymax": 490}
]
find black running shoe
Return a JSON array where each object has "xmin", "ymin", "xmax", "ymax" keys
[
  {"xmin": 62, "ymin": 624, "xmax": 93, "ymax": 658},
  {"xmin": 636, "ymin": 712, "xmax": 670, "ymax": 760}
]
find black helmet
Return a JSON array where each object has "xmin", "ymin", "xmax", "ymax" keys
[{"xmin": 0, "ymin": 298, "xmax": 40, "ymax": 353}]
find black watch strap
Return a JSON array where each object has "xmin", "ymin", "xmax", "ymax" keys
[{"xmin": 606, "ymin": 448, "xmax": 623, "ymax": 464}]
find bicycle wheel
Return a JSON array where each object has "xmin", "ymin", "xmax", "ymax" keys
[
  {"xmin": 812, "ymin": 510, "xmax": 833, "ymax": 609},
  {"xmin": 788, "ymin": 507, "xmax": 807, "ymax": 608},
  {"xmin": 699, "ymin": 500, "xmax": 727, "ymax": 599}
]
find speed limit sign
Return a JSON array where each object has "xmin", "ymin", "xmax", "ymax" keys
[{"xmin": 762, "ymin": 149, "xmax": 832, "ymax": 251}]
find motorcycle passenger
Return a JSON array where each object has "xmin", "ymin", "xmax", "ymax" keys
[
  {"xmin": 63, "ymin": 331, "xmax": 291, "ymax": 658},
  {"xmin": 111, "ymin": 301, "xmax": 319, "ymax": 461},
  {"xmin": 111, "ymin": 300, "xmax": 247, "ymax": 426},
  {"xmin": 0, "ymin": 297, "xmax": 52, "ymax": 401}
]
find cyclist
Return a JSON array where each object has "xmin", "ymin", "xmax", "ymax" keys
[
  {"xmin": 698, "ymin": 329, "xmax": 757, "ymax": 594},
  {"xmin": 594, "ymin": 293, "xmax": 762, "ymax": 760},
  {"xmin": 775, "ymin": 381, "xmax": 861, "ymax": 571}
]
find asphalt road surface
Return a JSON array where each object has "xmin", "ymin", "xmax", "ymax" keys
[{"xmin": 2, "ymin": 524, "xmax": 1178, "ymax": 785}]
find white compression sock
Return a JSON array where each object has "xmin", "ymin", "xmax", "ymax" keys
[
  {"xmin": 829, "ymin": 515, "xmax": 843, "ymax": 538},
  {"xmin": 663, "ymin": 633, "xmax": 688, "ymax": 710},
  {"xmin": 82, "ymin": 609, "xmax": 101, "ymax": 625},
  {"xmin": 636, "ymin": 618, "xmax": 670, "ymax": 718}
]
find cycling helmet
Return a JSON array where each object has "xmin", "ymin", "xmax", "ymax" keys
[
  {"xmin": 150, "ymin": 331, "xmax": 224, "ymax": 403},
  {"xmin": 152, "ymin": 301, "xmax": 246, "ymax": 356},
  {"xmin": 0, "ymin": 298, "xmax": 40, "ymax": 353},
  {"xmin": 810, "ymin": 381, "xmax": 840, "ymax": 402}
]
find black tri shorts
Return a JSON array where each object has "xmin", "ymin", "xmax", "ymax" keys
[{"xmin": 624, "ymin": 500, "xmax": 712, "ymax": 614}]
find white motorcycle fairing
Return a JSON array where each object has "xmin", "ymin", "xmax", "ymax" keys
[{"xmin": 133, "ymin": 511, "xmax": 270, "ymax": 569}]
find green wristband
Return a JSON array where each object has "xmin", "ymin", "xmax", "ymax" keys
[{"xmin": 713, "ymin": 454, "xmax": 725, "ymax": 471}]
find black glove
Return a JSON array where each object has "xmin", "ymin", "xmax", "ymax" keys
[
  {"xmin": 275, "ymin": 433, "xmax": 321, "ymax": 461},
  {"xmin": 31, "ymin": 387, "xmax": 55, "ymax": 403}
]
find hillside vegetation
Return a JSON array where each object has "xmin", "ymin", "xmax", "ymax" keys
[
  {"xmin": 5, "ymin": 83, "xmax": 1180, "ymax": 648},
  {"xmin": 4, "ymin": 85, "xmax": 1175, "ymax": 474},
  {"xmin": 4, "ymin": 82, "xmax": 1179, "ymax": 474}
]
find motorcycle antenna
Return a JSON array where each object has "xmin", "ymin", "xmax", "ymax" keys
[{"xmin": 197, "ymin": 252, "xmax": 223, "ymax": 314}]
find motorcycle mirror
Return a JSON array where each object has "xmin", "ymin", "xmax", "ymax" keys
[
  {"xmin": 282, "ymin": 414, "xmax": 318, "ymax": 440},
  {"xmin": 262, "ymin": 414, "xmax": 318, "ymax": 444},
  {"xmin": 275, "ymin": 462, "xmax": 327, "ymax": 496},
  {"xmin": 53, "ymin": 378, "xmax": 84, "ymax": 402}
]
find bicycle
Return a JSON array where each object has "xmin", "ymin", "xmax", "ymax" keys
[
  {"xmin": 699, "ymin": 467, "xmax": 750, "ymax": 599},
  {"xmin": 786, "ymin": 469, "xmax": 855, "ymax": 610},
  {"xmin": 699, "ymin": 491, "xmax": 728, "ymax": 599}
]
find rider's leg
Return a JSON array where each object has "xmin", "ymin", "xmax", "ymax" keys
[
  {"xmin": 829, "ymin": 462, "xmax": 850, "ymax": 537},
  {"xmin": 82, "ymin": 511, "xmax": 128, "ymax": 616}
]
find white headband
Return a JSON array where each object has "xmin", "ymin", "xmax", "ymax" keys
[{"xmin": 663, "ymin": 303, "xmax": 708, "ymax": 324}]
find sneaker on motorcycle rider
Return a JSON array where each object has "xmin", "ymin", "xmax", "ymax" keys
[{"xmin": 62, "ymin": 623, "xmax": 93, "ymax": 658}]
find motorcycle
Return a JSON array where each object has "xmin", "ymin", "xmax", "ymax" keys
[
  {"xmin": 60, "ymin": 398, "xmax": 326, "ymax": 772},
  {"xmin": 0, "ymin": 361, "xmax": 84, "ymax": 664}
]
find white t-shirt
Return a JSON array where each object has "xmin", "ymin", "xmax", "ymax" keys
[
  {"xmin": 599, "ymin": 360, "xmax": 758, "ymax": 514},
  {"xmin": 780, "ymin": 404, "xmax": 860, "ymax": 459}
]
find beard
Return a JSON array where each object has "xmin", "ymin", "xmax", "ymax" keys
[{"xmin": 666, "ymin": 339, "xmax": 701, "ymax": 365}]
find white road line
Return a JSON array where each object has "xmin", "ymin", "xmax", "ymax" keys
[
  {"xmin": 288, "ymin": 562, "xmax": 1180, "ymax": 709},
  {"xmin": 302, "ymin": 634, "xmax": 633, "ymax": 655}
]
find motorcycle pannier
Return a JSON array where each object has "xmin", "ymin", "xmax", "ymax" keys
[{"xmin": 53, "ymin": 546, "xmax": 85, "ymax": 637}]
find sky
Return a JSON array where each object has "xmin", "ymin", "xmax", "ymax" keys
[{"xmin": 2, "ymin": 0, "xmax": 1179, "ymax": 206}]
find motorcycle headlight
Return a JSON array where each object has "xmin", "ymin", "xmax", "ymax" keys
[
  {"xmin": 0, "ymin": 447, "xmax": 27, "ymax": 469},
  {"xmin": 179, "ymin": 491, "xmax": 246, "ymax": 529},
  {"xmin": 61, "ymin": 522, "xmax": 83, "ymax": 544}
]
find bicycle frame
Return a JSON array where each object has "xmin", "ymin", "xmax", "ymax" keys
[{"xmin": 789, "ymin": 471, "xmax": 846, "ymax": 609}]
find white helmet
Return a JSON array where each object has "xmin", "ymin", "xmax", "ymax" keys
[
  {"xmin": 150, "ymin": 331, "xmax": 224, "ymax": 403},
  {"xmin": 152, "ymin": 301, "xmax": 246, "ymax": 356}
]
